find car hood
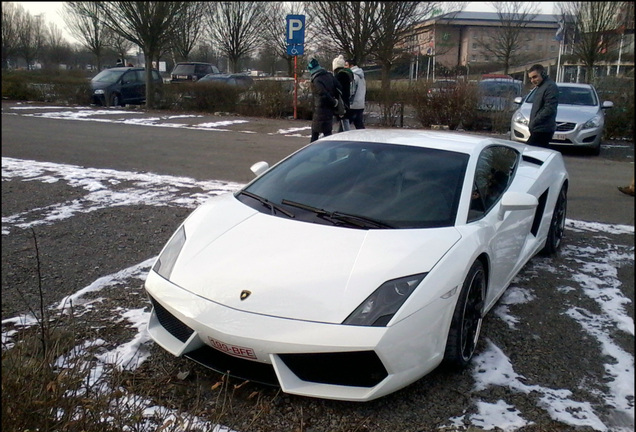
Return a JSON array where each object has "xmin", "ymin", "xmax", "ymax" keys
[
  {"xmin": 520, "ymin": 103, "xmax": 600, "ymax": 122},
  {"xmin": 168, "ymin": 193, "xmax": 461, "ymax": 324},
  {"xmin": 91, "ymin": 81, "xmax": 113, "ymax": 91}
]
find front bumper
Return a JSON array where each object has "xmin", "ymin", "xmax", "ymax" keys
[
  {"xmin": 511, "ymin": 122, "xmax": 601, "ymax": 148},
  {"xmin": 144, "ymin": 270, "xmax": 455, "ymax": 402}
]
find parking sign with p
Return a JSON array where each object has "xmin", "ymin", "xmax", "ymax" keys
[{"xmin": 286, "ymin": 14, "xmax": 305, "ymax": 45}]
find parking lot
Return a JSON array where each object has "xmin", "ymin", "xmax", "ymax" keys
[{"xmin": 2, "ymin": 101, "xmax": 634, "ymax": 432}]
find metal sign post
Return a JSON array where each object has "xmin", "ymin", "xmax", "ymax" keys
[{"xmin": 286, "ymin": 14, "xmax": 305, "ymax": 120}]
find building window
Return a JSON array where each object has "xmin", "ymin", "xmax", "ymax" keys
[
  {"xmin": 550, "ymin": 45, "xmax": 556, "ymax": 52},
  {"xmin": 538, "ymin": 33, "xmax": 544, "ymax": 41},
  {"xmin": 472, "ymin": 42, "xmax": 478, "ymax": 49},
  {"xmin": 471, "ymin": 55, "xmax": 476, "ymax": 61},
  {"xmin": 525, "ymin": 44, "xmax": 530, "ymax": 51}
]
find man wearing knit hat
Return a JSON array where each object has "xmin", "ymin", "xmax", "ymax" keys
[
  {"xmin": 307, "ymin": 58, "xmax": 342, "ymax": 142},
  {"xmin": 332, "ymin": 54, "xmax": 353, "ymax": 132}
]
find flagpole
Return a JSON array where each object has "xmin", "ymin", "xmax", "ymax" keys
[
  {"xmin": 617, "ymin": 32, "xmax": 624, "ymax": 76},
  {"xmin": 556, "ymin": 40, "xmax": 563, "ymax": 82}
]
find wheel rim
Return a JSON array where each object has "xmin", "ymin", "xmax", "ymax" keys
[
  {"xmin": 460, "ymin": 268, "xmax": 485, "ymax": 361},
  {"xmin": 552, "ymin": 191, "xmax": 567, "ymax": 249}
]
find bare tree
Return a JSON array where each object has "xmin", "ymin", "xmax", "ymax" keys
[
  {"xmin": 260, "ymin": 2, "xmax": 306, "ymax": 77},
  {"xmin": 303, "ymin": 2, "xmax": 380, "ymax": 66},
  {"xmin": 205, "ymin": 2, "xmax": 266, "ymax": 73},
  {"xmin": 105, "ymin": 29, "xmax": 135, "ymax": 66},
  {"xmin": 44, "ymin": 22, "xmax": 73, "ymax": 68},
  {"xmin": 474, "ymin": 2, "xmax": 540, "ymax": 75},
  {"xmin": 371, "ymin": 2, "xmax": 439, "ymax": 90},
  {"xmin": 61, "ymin": 2, "xmax": 110, "ymax": 71},
  {"xmin": 171, "ymin": 2, "xmax": 207, "ymax": 62},
  {"xmin": 16, "ymin": 7, "xmax": 46, "ymax": 69},
  {"xmin": 91, "ymin": 2, "xmax": 189, "ymax": 108},
  {"xmin": 557, "ymin": 1, "xmax": 624, "ymax": 83},
  {"xmin": 2, "ymin": 2, "xmax": 20, "ymax": 69}
]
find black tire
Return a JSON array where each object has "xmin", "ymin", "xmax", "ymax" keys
[
  {"xmin": 109, "ymin": 93, "xmax": 122, "ymax": 107},
  {"xmin": 444, "ymin": 260, "xmax": 486, "ymax": 368},
  {"xmin": 540, "ymin": 184, "xmax": 567, "ymax": 255},
  {"xmin": 589, "ymin": 143, "xmax": 601, "ymax": 156}
]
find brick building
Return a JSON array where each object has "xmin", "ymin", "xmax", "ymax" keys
[{"xmin": 408, "ymin": 11, "xmax": 561, "ymax": 72}]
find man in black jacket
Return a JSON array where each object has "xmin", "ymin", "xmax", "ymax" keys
[
  {"xmin": 527, "ymin": 64, "xmax": 559, "ymax": 148},
  {"xmin": 308, "ymin": 58, "xmax": 342, "ymax": 142}
]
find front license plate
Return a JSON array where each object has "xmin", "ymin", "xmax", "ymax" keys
[
  {"xmin": 208, "ymin": 337, "xmax": 257, "ymax": 360},
  {"xmin": 177, "ymin": 75, "xmax": 188, "ymax": 80},
  {"xmin": 553, "ymin": 133, "xmax": 566, "ymax": 140}
]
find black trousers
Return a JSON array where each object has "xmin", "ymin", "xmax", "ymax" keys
[
  {"xmin": 527, "ymin": 131, "xmax": 553, "ymax": 148},
  {"xmin": 348, "ymin": 109, "xmax": 365, "ymax": 129}
]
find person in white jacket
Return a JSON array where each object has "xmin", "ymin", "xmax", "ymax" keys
[{"xmin": 345, "ymin": 59, "xmax": 366, "ymax": 129}]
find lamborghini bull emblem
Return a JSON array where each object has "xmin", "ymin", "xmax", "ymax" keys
[{"xmin": 240, "ymin": 290, "xmax": 251, "ymax": 300}]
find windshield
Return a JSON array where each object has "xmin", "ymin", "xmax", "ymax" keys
[
  {"xmin": 172, "ymin": 64, "xmax": 196, "ymax": 74},
  {"xmin": 240, "ymin": 141, "xmax": 469, "ymax": 229},
  {"xmin": 525, "ymin": 86, "xmax": 598, "ymax": 106},
  {"xmin": 92, "ymin": 69, "xmax": 125, "ymax": 83}
]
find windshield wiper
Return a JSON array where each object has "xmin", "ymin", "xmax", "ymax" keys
[
  {"xmin": 237, "ymin": 190, "xmax": 295, "ymax": 218},
  {"xmin": 281, "ymin": 199, "xmax": 393, "ymax": 229}
]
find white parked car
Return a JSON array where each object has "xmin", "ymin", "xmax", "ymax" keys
[
  {"xmin": 145, "ymin": 129, "xmax": 569, "ymax": 402},
  {"xmin": 510, "ymin": 82, "xmax": 613, "ymax": 155}
]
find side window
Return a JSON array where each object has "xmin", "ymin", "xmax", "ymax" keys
[
  {"xmin": 152, "ymin": 70, "xmax": 161, "ymax": 81},
  {"xmin": 468, "ymin": 146, "xmax": 518, "ymax": 222},
  {"xmin": 122, "ymin": 71, "xmax": 136, "ymax": 83},
  {"xmin": 211, "ymin": 65, "xmax": 220, "ymax": 74},
  {"xmin": 136, "ymin": 71, "xmax": 145, "ymax": 82}
]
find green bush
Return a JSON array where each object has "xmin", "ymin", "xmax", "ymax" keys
[
  {"xmin": 595, "ymin": 77, "xmax": 634, "ymax": 140},
  {"xmin": 1, "ymin": 70, "xmax": 92, "ymax": 104},
  {"xmin": 411, "ymin": 80, "xmax": 480, "ymax": 130},
  {"xmin": 237, "ymin": 80, "xmax": 293, "ymax": 118}
]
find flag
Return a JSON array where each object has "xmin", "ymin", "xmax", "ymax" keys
[{"xmin": 555, "ymin": 18, "xmax": 565, "ymax": 42}]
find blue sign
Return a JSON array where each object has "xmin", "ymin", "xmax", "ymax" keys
[
  {"xmin": 287, "ymin": 44, "xmax": 304, "ymax": 56},
  {"xmin": 286, "ymin": 14, "xmax": 305, "ymax": 45}
]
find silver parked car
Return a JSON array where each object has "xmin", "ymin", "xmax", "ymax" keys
[{"xmin": 510, "ymin": 83, "xmax": 613, "ymax": 155}]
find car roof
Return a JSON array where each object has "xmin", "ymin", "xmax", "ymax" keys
[
  {"xmin": 316, "ymin": 129, "xmax": 525, "ymax": 156},
  {"xmin": 105, "ymin": 67, "xmax": 156, "ymax": 71},
  {"xmin": 174, "ymin": 62, "xmax": 214, "ymax": 65},
  {"xmin": 555, "ymin": 82, "xmax": 594, "ymax": 89}
]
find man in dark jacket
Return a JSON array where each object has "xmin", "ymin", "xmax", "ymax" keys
[
  {"xmin": 527, "ymin": 64, "xmax": 559, "ymax": 148},
  {"xmin": 308, "ymin": 58, "xmax": 342, "ymax": 142}
]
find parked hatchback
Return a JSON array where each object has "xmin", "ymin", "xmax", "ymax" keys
[
  {"xmin": 478, "ymin": 78, "xmax": 523, "ymax": 112},
  {"xmin": 510, "ymin": 83, "xmax": 613, "ymax": 155},
  {"xmin": 91, "ymin": 67, "xmax": 163, "ymax": 106},
  {"xmin": 170, "ymin": 62, "xmax": 220, "ymax": 83}
]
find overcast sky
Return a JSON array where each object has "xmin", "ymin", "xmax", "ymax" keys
[{"xmin": 16, "ymin": 2, "xmax": 558, "ymax": 46}]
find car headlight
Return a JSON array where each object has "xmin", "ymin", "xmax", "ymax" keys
[
  {"xmin": 342, "ymin": 273, "xmax": 427, "ymax": 327},
  {"xmin": 94, "ymin": 89, "xmax": 104, "ymax": 95},
  {"xmin": 582, "ymin": 115, "xmax": 601, "ymax": 130},
  {"xmin": 512, "ymin": 111, "xmax": 528, "ymax": 125},
  {"xmin": 153, "ymin": 226, "xmax": 186, "ymax": 280}
]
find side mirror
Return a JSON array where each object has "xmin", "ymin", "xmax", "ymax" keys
[
  {"xmin": 513, "ymin": 96, "xmax": 523, "ymax": 104},
  {"xmin": 498, "ymin": 191, "xmax": 538, "ymax": 220},
  {"xmin": 250, "ymin": 161, "xmax": 269, "ymax": 177},
  {"xmin": 602, "ymin": 101, "xmax": 614, "ymax": 109}
]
